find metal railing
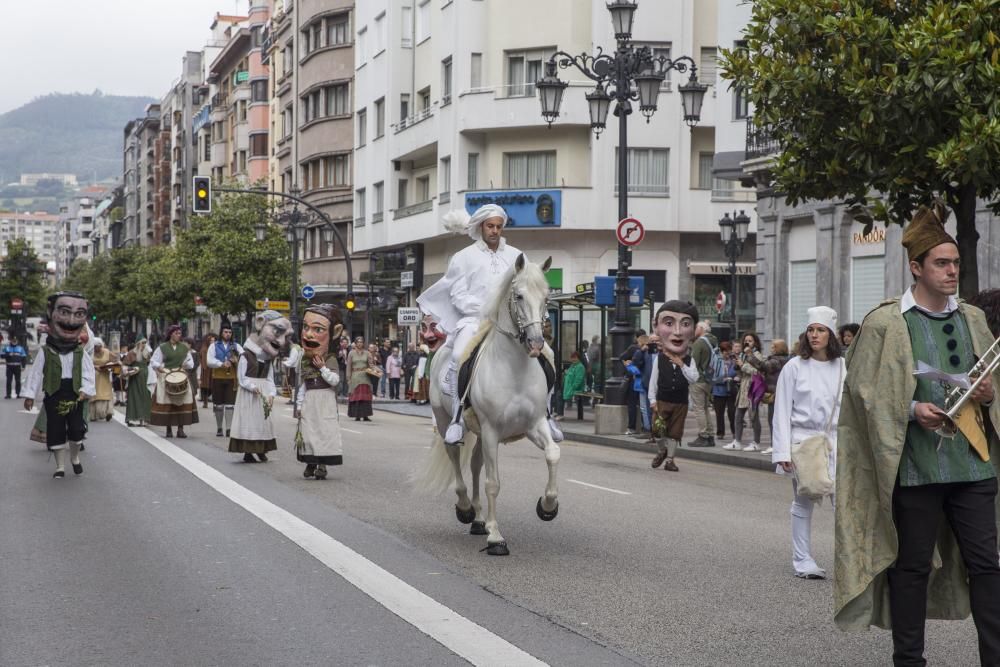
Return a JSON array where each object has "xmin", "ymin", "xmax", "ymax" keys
[
  {"xmin": 745, "ymin": 119, "xmax": 780, "ymax": 160},
  {"xmin": 395, "ymin": 107, "xmax": 433, "ymax": 133}
]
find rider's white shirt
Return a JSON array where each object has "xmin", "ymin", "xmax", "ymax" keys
[{"xmin": 417, "ymin": 237, "xmax": 521, "ymax": 334}]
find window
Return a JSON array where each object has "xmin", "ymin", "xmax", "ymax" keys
[
  {"xmin": 325, "ymin": 83, "xmax": 350, "ymax": 116},
  {"xmin": 203, "ymin": 135, "xmax": 211, "ymax": 161},
  {"xmin": 237, "ymin": 100, "xmax": 248, "ymax": 122},
  {"xmin": 328, "ymin": 15, "xmax": 349, "ymax": 46},
  {"xmin": 310, "ymin": 23, "xmax": 322, "ymax": 53},
  {"xmin": 282, "ymin": 106, "xmax": 294, "ymax": 138},
  {"xmin": 373, "ymin": 181, "xmax": 384, "ymax": 217},
  {"xmin": 788, "ymin": 261, "xmax": 817, "ymax": 341},
  {"xmin": 357, "ymin": 108, "xmax": 367, "ymax": 146},
  {"xmin": 302, "ymin": 89, "xmax": 321, "ymax": 123},
  {"xmin": 467, "ymin": 153, "xmax": 478, "ymax": 189},
  {"xmin": 697, "ymin": 152, "xmax": 714, "ymax": 190},
  {"xmin": 505, "ymin": 48, "xmax": 550, "ymax": 97},
  {"xmin": 250, "ymin": 133, "xmax": 268, "ymax": 158},
  {"xmin": 733, "ymin": 40, "xmax": 749, "ymax": 119},
  {"xmin": 356, "ymin": 187, "xmax": 366, "ymax": 220},
  {"xmin": 418, "ymin": 87, "xmax": 431, "ymax": 111},
  {"xmin": 416, "ymin": 175, "xmax": 430, "ymax": 202},
  {"xmin": 238, "ymin": 150, "xmax": 247, "ymax": 173},
  {"xmin": 441, "ymin": 57, "xmax": 453, "ymax": 104},
  {"xmin": 416, "ymin": 0, "xmax": 431, "ymax": 42},
  {"xmin": 373, "ymin": 12, "xmax": 385, "ymax": 54},
  {"xmin": 324, "ymin": 154, "xmax": 350, "ymax": 187},
  {"xmin": 699, "ymin": 47, "xmax": 717, "ymax": 86},
  {"xmin": 470, "ymin": 52, "xmax": 482, "ymax": 88},
  {"xmin": 615, "ymin": 147, "xmax": 669, "ymax": 194},
  {"xmin": 401, "ymin": 7, "xmax": 412, "ymax": 47},
  {"xmin": 397, "ymin": 178, "xmax": 408, "ymax": 207},
  {"xmin": 400, "ymin": 93, "xmax": 410, "ymax": 121},
  {"xmin": 851, "ymin": 256, "xmax": 885, "ymax": 323},
  {"xmin": 503, "ymin": 151, "xmax": 556, "ymax": 188},
  {"xmin": 251, "ymin": 79, "xmax": 268, "ymax": 103},
  {"xmin": 357, "ymin": 27, "xmax": 367, "ymax": 67},
  {"xmin": 439, "ymin": 156, "xmax": 451, "ymax": 196},
  {"xmin": 302, "ymin": 161, "xmax": 320, "ymax": 190},
  {"xmin": 374, "ymin": 98, "xmax": 385, "ymax": 137},
  {"xmin": 283, "ymin": 41, "xmax": 294, "ymax": 75}
]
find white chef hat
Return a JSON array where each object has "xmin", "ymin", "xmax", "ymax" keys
[
  {"xmin": 441, "ymin": 204, "xmax": 508, "ymax": 240},
  {"xmin": 92, "ymin": 337, "xmax": 104, "ymax": 348},
  {"xmin": 806, "ymin": 306, "xmax": 838, "ymax": 333}
]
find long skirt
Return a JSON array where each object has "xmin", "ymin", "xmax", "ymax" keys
[
  {"xmin": 149, "ymin": 374, "xmax": 199, "ymax": 427},
  {"xmin": 347, "ymin": 383, "xmax": 373, "ymax": 418},
  {"xmin": 416, "ymin": 377, "xmax": 430, "ymax": 402},
  {"xmin": 89, "ymin": 399, "xmax": 112, "ymax": 421},
  {"xmin": 297, "ymin": 388, "xmax": 343, "ymax": 465},
  {"xmin": 228, "ymin": 378, "xmax": 276, "ymax": 455},
  {"xmin": 126, "ymin": 368, "xmax": 152, "ymax": 424}
]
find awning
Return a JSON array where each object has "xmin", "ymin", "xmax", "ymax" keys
[
  {"xmin": 687, "ymin": 261, "xmax": 757, "ymax": 276},
  {"xmin": 712, "ymin": 151, "xmax": 746, "ymax": 182}
]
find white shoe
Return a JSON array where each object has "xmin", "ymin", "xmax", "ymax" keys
[
  {"xmin": 795, "ymin": 566, "xmax": 827, "ymax": 580},
  {"xmin": 723, "ymin": 441, "xmax": 742, "ymax": 451},
  {"xmin": 743, "ymin": 442, "xmax": 761, "ymax": 452},
  {"xmin": 761, "ymin": 447, "xmax": 773, "ymax": 455}
]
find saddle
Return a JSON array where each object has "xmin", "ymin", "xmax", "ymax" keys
[{"xmin": 457, "ymin": 341, "xmax": 556, "ymax": 410}]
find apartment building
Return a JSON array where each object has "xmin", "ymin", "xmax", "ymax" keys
[
  {"xmin": 266, "ymin": 0, "xmax": 357, "ymax": 315},
  {"xmin": 207, "ymin": 1, "xmax": 271, "ymax": 186},
  {"xmin": 121, "ymin": 105, "xmax": 161, "ymax": 247},
  {"xmin": 352, "ymin": 0, "xmax": 757, "ymax": 340},
  {"xmin": 0, "ymin": 212, "xmax": 61, "ymax": 267},
  {"xmin": 160, "ymin": 51, "xmax": 206, "ymax": 240},
  {"xmin": 194, "ymin": 14, "xmax": 247, "ymax": 183}
]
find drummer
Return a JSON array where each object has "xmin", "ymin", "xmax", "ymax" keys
[{"xmin": 147, "ymin": 325, "xmax": 199, "ymax": 438}]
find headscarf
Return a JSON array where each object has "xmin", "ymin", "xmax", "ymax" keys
[
  {"xmin": 441, "ymin": 204, "xmax": 509, "ymax": 241},
  {"xmin": 901, "ymin": 201, "xmax": 956, "ymax": 262},
  {"xmin": 165, "ymin": 324, "xmax": 182, "ymax": 339}
]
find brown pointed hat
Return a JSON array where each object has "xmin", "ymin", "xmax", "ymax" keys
[{"xmin": 901, "ymin": 200, "xmax": 956, "ymax": 262}]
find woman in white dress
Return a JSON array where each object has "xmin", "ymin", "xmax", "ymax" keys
[{"xmin": 771, "ymin": 306, "xmax": 846, "ymax": 580}]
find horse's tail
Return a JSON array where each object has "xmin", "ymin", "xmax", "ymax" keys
[{"xmin": 413, "ymin": 430, "xmax": 474, "ymax": 496}]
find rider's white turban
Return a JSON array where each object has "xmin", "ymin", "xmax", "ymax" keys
[{"xmin": 441, "ymin": 204, "xmax": 508, "ymax": 241}]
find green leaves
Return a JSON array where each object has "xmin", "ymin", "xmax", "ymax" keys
[{"xmin": 0, "ymin": 238, "xmax": 48, "ymax": 318}]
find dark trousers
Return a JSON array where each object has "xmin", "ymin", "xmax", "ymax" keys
[
  {"xmin": 712, "ymin": 394, "xmax": 736, "ymax": 437},
  {"xmin": 6, "ymin": 365, "xmax": 22, "ymax": 397},
  {"xmin": 888, "ymin": 477, "xmax": 1000, "ymax": 666},
  {"xmin": 389, "ymin": 378, "xmax": 400, "ymax": 400},
  {"xmin": 626, "ymin": 386, "xmax": 639, "ymax": 430},
  {"xmin": 404, "ymin": 369, "xmax": 416, "ymax": 399}
]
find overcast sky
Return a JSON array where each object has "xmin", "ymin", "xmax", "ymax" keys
[{"xmin": 0, "ymin": 0, "xmax": 244, "ymax": 114}]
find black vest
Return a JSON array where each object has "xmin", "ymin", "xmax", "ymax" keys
[{"xmin": 655, "ymin": 352, "xmax": 690, "ymax": 404}]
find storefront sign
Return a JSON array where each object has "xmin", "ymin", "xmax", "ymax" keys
[
  {"xmin": 687, "ymin": 261, "xmax": 756, "ymax": 276},
  {"xmin": 255, "ymin": 299, "xmax": 290, "ymax": 311},
  {"xmin": 397, "ymin": 307, "xmax": 421, "ymax": 325},
  {"xmin": 853, "ymin": 226, "xmax": 886, "ymax": 245},
  {"xmin": 594, "ymin": 276, "xmax": 645, "ymax": 306},
  {"xmin": 464, "ymin": 190, "xmax": 561, "ymax": 228}
]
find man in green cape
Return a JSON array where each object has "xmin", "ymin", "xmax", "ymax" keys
[{"xmin": 835, "ymin": 201, "xmax": 1000, "ymax": 665}]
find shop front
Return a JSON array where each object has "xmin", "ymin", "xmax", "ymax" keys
[{"xmin": 687, "ymin": 261, "xmax": 756, "ymax": 341}]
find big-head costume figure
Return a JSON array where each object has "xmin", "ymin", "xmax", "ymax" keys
[
  {"xmin": 290, "ymin": 304, "xmax": 344, "ymax": 480},
  {"xmin": 24, "ymin": 291, "xmax": 96, "ymax": 478},
  {"xmin": 416, "ymin": 204, "xmax": 521, "ymax": 444},
  {"xmin": 228, "ymin": 310, "xmax": 290, "ymax": 463},
  {"xmin": 645, "ymin": 300, "xmax": 701, "ymax": 472}
]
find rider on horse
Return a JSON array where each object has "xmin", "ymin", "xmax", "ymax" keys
[{"xmin": 417, "ymin": 204, "xmax": 561, "ymax": 446}]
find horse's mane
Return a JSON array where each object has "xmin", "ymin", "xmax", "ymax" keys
[{"xmin": 482, "ymin": 259, "xmax": 550, "ymax": 326}]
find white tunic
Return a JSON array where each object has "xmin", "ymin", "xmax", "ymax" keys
[
  {"xmin": 23, "ymin": 348, "xmax": 97, "ymax": 399},
  {"xmin": 230, "ymin": 340, "xmax": 277, "ymax": 443},
  {"xmin": 770, "ymin": 356, "xmax": 845, "ymax": 466},
  {"xmin": 416, "ymin": 238, "xmax": 522, "ymax": 334}
]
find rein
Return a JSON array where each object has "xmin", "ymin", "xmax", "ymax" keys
[{"xmin": 493, "ymin": 289, "xmax": 546, "ymax": 344}]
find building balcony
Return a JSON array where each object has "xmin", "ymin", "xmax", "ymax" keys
[
  {"xmin": 393, "ymin": 199, "xmax": 433, "ymax": 220},
  {"xmin": 457, "ymin": 85, "xmax": 591, "ymax": 132},
  {"xmin": 745, "ymin": 119, "xmax": 780, "ymax": 160}
]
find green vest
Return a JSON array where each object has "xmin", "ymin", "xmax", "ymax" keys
[
  {"xmin": 900, "ymin": 308, "xmax": 996, "ymax": 486},
  {"xmin": 158, "ymin": 342, "xmax": 190, "ymax": 368},
  {"xmin": 42, "ymin": 345, "xmax": 83, "ymax": 395}
]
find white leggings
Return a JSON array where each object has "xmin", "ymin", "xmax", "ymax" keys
[
  {"xmin": 790, "ymin": 479, "xmax": 832, "ymax": 573},
  {"xmin": 448, "ymin": 322, "xmax": 481, "ymax": 378}
]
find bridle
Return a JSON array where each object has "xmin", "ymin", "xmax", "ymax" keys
[{"xmin": 494, "ymin": 287, "xmax": 548, "ymax": 345}]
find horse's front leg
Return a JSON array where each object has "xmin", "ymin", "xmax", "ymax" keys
[
  {"xmin": 529, "ymin": 422, "xmax": 560, "ymax": 521},
  {"xmin": 468, "ymin": 436, "xmax": 487, "ymax": 535},
  {"xmin": 480, "ymin": 429, "xmax": 508, "ymax": 555},
  {"xmin": 446, "ymin": 433, "xmax": 474, "ymax": 525}
]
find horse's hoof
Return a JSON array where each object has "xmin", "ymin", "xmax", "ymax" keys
[
  {"xmin": 483, "ymin": 541, "xmax": 509, "ymax": 556},
  {"xmin": 536, "ymin": 497, "xmax": 559, "ymax": 521},
  {"xmin": 455, "ymin": 505, "xmax": 475, "ymax": 524},
  {"xmin": 470, "ymin": 521, "xmax": 488, "ymax": 535}
]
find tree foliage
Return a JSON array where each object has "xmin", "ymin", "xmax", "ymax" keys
[
  {"xmin": 0, "ymin": 238, "xmax": 48, "ymax": 318},
  {"xmin": 722, "ymin": 0, "xmax": 1000, "ymax": 296}
]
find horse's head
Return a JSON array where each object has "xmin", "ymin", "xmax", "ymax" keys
[{"xmin": 506, "ymin": 254, "xmax": 552, "ymax": 357}]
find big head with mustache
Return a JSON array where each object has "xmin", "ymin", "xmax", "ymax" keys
[{"xmin": 46, "ymin": 292, "xmax": 90, "ymax": 353}]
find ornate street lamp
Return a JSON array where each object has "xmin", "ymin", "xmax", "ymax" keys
[
  {"xmin": 536, "ymin": 0, "xmax": 708, "ymax": 407},
  {"xmin": 720, "ymin": 210, "xmax": 751, "ymax": 328}
]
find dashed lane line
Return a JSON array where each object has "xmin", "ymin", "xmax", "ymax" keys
[{"xmin": 566, "ymin": 478, "xmax": 633, "ymax": 496}]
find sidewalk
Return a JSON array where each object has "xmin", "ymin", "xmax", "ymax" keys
[{"xmin": 364, "ymin": 397, "xmax": 776, "ymax": 472}]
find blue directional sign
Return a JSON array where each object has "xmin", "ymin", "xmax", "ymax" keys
[
  {"xmin": 594, "ymin": 276, "xmax": 645, "ymax": 306},
  {"xmin": 301, "ymin": 284, "xmax": 316, "ymax": 300}
]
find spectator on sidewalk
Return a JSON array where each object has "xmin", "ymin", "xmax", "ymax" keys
[
  {"xmin": 620, "ymin": 329, "xmax": 647, "ymax": 436},
  {"xmin": 837, "ymin": 323, "xmax": 860, "ymax": 348},
  {"xmin": 402, "ymin": 342, "xmax": 420, "ymax": 402},
  {"xmin": 386, "ymin": 346, "xmax": 402, "ymax": 399},
  {"xmin": 746, "ymin": 338, "xmax": 791, "ymax": 454},
  {"xmin": 3, "ymin": 334, "xmax": 28, "ymax": 399},
  {"xmin": 588, "ymin": 335, "xmax": 602, "ymax": 392},
  {"xmin": 712, "ymin": 340, "xmax": 737, "ymax": 440},
  {"xmin": 687, "ymin": 320, "xmax": 718, "ymax": 447},
  {"xmin": 725, "ymin": 332, "xmax": 765, "ymax": 452},
  {"xmin": 628, "ymin": 336, "xmax": 657, "ymax": 438},
  {"xmin": 378, "ymin": 339, "xmax": 392, "ymax": 397},
  {"xmin": 337, "ymin": 337, "xmax": 350, "ymax": 397},
  {"xmin": 557, "ymin": 351, "xmax": 587, "ymax": 419}
]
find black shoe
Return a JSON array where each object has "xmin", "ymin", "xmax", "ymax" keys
[
  {"xmin": 303, "ymin": 464, "xmax": 316, "ymax": 478},
  {"xmin": 363, "ymin": 417, "xmax": 372, "ymax": 422},
  {"xmin": 256, "ymin": 453, "xmax": 268, "ymax": 463},
  {"xmin": 79, "ymin": 443, "xmax": 85, "ymax": 451},
  {"xmin": 355, "ymin": 417, "xmax": 361, "ymax": 421},
  {"xmin": 176, "ymin": 429, "xmax": 187, "ymax": 439},
  {"xmin": 53, "ymin": 470, "xmax": 65, "ymax": 479},
  {"xmin": 165, "ymin": 429, "xmax": 173, "ymax": 438},
  {"xmin": 216, "ymin": 429, "xmax": 224, "ymax": 437},
  {"xmin": 243, "ymin": 453, "xmax": 256, "ymax": 463},
  {"xmin": 225, "ymin": 429, "xmax": 230, "ymax": 437},
  {"xmin": 106, "ymin": 414, "xmax": 113, "ymax": 422},
  {"xmin": 689, "ymin": 436, "xmax": 715, "ymax": 448},
  {"xmin": 72, "ymin": 462, "xmax": 83, "ymax": 475}
]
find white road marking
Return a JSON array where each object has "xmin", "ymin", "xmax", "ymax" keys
[
  {"xmin": 113, "ymin": 412, "xmax": 546, "ymax": 666},
  {"xmin": 341, "ymin": 427, "xmax": 362, "ymax": 435},
  {"xmin": 566, "ymin": 479, "xmax": 632, "ymax": 496}
]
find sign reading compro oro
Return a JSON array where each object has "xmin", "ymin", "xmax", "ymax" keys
[
  {"xmin": 255, "ymin": 300, "xmax": 291, "ymax": 311},
  {"xmin": 397, "ymin": 307, "xmax": 421, "ymax": 325}
]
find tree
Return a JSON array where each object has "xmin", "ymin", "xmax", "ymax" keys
[
  {"xmin": 175, "ymin": 188, "xmax": 292, "ymax": 325},
  {"xmin": 722, "ymin": 0, "xmax": 1000, "ymax": 297},
  {"xmin": 0, "ymin": 238, "xmax": 49, "ymax": 319}
]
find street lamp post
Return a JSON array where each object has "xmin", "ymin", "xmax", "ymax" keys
[
  {"xmin": 536, "ymin": 0, "xmax": 707, "ymax": 406},
  {"xmin": 254, "ymin": 185, "xmax": 315, "ymax": 333},
  {"xmin": 718, "ymin": 210, "xmax": 751, "ymax": 330}
]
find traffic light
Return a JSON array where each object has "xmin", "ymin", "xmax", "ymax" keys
[
  {"xmin": 193, "ymin": 176, "xmax": 212, "ymax": 213},
  {"xmin": 344, "ymin": 294, "xmax": 356, "ymax": 311}
]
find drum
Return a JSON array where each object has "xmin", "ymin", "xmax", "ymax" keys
[{"xmin": 164, "ymin": 370, "xmax": 189, "ymax": 397}]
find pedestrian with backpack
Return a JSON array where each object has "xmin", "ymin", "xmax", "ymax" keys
[{"xmin": 687, "ymin": 320, "xmax": 720, "ymax": 447}]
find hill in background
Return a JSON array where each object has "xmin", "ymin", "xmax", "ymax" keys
[{"xmin": 0, "ymin": 91, "xmax": 155, "ymax": 186}]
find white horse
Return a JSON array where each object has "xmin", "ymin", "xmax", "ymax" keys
[{"xmin": 417, "ymin": 254, "xmax": 559, "ymax": 556}]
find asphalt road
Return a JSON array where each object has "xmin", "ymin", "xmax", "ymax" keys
[{"xmin": 1, "ymin": 394, "xmax": 984, "ymax": 666}]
